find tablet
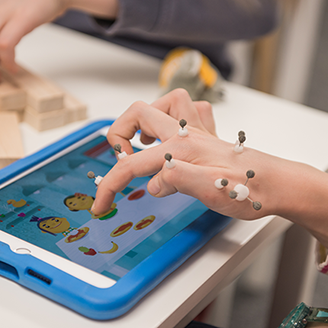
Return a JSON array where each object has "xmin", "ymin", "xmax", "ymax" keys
[{"xmin": 0, "ymin": 120, "xmax": 233, "ymax": 320}]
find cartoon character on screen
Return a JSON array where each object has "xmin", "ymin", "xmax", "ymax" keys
[
  {"xmin": 30, "ymin": 215, "xmax": 89, "ymax": 243},
  {"xmin": 63, "ymin": 192, "xmax": 117, "ymax": 220}
]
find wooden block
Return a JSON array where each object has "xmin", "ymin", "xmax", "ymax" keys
[
  {"xmin": 24, "ymin": 106, "xmax": 66, "ymax": 131},
  {"xmin": 0, "ymin": 79, "xmax": 26, "ymax": 111},
  {"xmin": 24, "ymin": 93, "xmax": 87, "ymax": 131},
  {"xmin": 64, "ymin": 93, "xmax": 87, "ymax": 124},
  {"xmin": 1, "ymin": 108, "xmax": 25, "ymax": 122},
  {"xmin": 0, "ymin": 112, "xmax": 24, "ymax": 169},
  {"xmin": 0, "ymin": 65, "xmax": 64, "ymax": 112}
]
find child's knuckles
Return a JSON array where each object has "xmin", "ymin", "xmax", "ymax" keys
[
  {"xmin": 0, "ymin": 37, "xmax": 13, "ymax": 51},
  {"xmin": 170, "ymin": 88, "xmax": 191, "ymax": 102},
  {"xmin": 127, "ymin": 100, "xmax": 148, "ymax": 115},
  {"xmin": 196, "ymin": 100, "xmax": 212, "ymax": 114}
]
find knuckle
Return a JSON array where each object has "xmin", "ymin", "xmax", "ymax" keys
[
  {"xmin": 0, "ymin": 38, "xmax": 11, "ymax": 51},
  {"xmin": 197, "ymin": 100, "xmax": 212, "ymax": 113},
  {"xmin": 128, "ymin": 100, "xmax": 147, "ymax": 114},
  {"xmin": 170, "ymin": 88, "xmax": 190, "ymax": 101},
  {"xmin": 115, "ymin": 156, "xmax": 130, "ymax": 171}
]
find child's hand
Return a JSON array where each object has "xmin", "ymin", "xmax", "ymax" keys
[
  {"xmin": 0, "ymin": 0, "xmax": 67, "ymax": 72},
  {"xmin": 92, "ymin": 89, "xmax": 285, "ymax": 221}
]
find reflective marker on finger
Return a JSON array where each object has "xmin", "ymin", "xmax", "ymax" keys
[
  {"xmin": 164, "ymin": 153, "xmax": 176, "ymax": 169},
  {"xmin": 114, "ymin": 143, "xmax": 128, "ymax": 159},
  {"xmin": 87, "ymin": 171, "xmax": 103, "ymax": 186}
]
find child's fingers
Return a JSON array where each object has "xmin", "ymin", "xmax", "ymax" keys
[
  {"xmin": 92, "ymin": 143, "xmax": 173, "ymax": 216},
  {"xmin": 193, "ymin": 101, "xmax": 217, "ymax": 136},
  {"xmin": 0, "ymin": 13, "xmax": 38, "ymax": 72},
  {"xmin": 0, "ymin": 22, "xmax": 17, "ymax": 72},
  {"xmin": 107, "ymin": 101, "xmax": 179, "ymax": 154},
  {"xmin": 151, "ymin": 89, "xmax": 208, "ymax": 131},
  {"xmin": 147, "ymin": 159, "xmax": 227, "ymax": 209}
]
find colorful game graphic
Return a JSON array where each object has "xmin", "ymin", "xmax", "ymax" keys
[
  {"xmin": 0, "ymin": 136, "xmax": 209, "ymax": 281},
  {"xmin": 29, "ymin": 215, "xmax": 90, "ymax": 243},
  {"xmin": 78, "ymin": 242, "xmax": 119, "ymax": 256},
  {"xmin": 7, "ymin": 199, "xmax": 27, "ymax": 207},
  {"xmin": 110, "ymin": 222, "xmax": 133, "ymax": 237},
  {"xmin": 134, "ymin": 215, "xmax": 155, "ymax": 230},
  {"xmin": 128, "ymin": 190, "xmax": 145, "ymax": 201},
  {"xmin": 63, "ymin": 192, "xmax": 118, "ymax": 220}
]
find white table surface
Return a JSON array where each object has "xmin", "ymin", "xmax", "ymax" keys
[{"xmin": 1, "ymin": 24, "xmax": 328, "ymax": 328}]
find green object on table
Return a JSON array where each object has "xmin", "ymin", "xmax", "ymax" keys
[{"xmin": 279, "ymin": 302, "xmax": 328, "ymax": 327}]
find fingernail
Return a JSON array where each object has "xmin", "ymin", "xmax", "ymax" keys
[
  {"xmin": 91, "ymin": 199, "xmax": 97, "ymax": 214},
  {"xmin": 148, "ymin": 176, "xmax": 161, "ymax": 195}
]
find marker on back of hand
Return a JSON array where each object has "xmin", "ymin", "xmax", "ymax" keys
[
  {"xmin": 228, "ymin": 169, "xmax": 262, "ymax": 210},
  {"xmin": 234, "ymin": 130, "xmax": 246, "ymax": 153},
  {"xmin": 114, "ymin": 144, "xmax": 128, "ymax": 159},
  {"xmin": 87, "ymin": 171, "xmax": 103, "ymax": 186}
]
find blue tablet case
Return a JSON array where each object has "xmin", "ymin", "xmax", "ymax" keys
[{"xmin": 0, "ymin": 120, "xmax": 232, "ymax": 320}]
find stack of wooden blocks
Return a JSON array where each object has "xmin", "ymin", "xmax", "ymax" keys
[
  {"xmin": 0, "ymin": 112, "xmax": 24, "ymax": 169},
  {"xmin": 0, "ymin": 65, "xmax": 87, "ymax": 131},
  {"xmin": 0, "ymin": 65, "xmax": 87, "ymax": 169}
]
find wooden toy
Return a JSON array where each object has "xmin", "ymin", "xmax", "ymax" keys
[
  {"xmin": 0, "ymin": 112, "xmax": 24, "ymax": 169},
  {"xmin": 0, "ymin": 66, "xmax": 64, "ymax": 112},
  {"xmin": 0, "ymin": 79, "xmax": 26, "ymax": 111},
  {"xmin": 24, "ymin": 106, "xmax": 66, "ymax": 131},
  {"xmin": 64, "ymin": 93, "xmax": 87, "ymax": 124},
  {"xmin": 0, "ymin": 65, "xmax": 87, "ymax": 131}
]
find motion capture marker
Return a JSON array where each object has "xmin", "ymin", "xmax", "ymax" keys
[
  {"xmin": 245, "ymin": 170, "xmax": 255, "ymax": 184},
  {"xmin": 227, "ymin": 169, "xmax": 262, "ymax": 210},
  {"xmin": 246, "ymin": 170, "xmax": 255, "ymax": 179},
  {"xmin": 165, "ymin": 153, "xmax": 176, "ymax": 169},
  {"xmin": 178, "ymin": 119, "xmax": 189, "ymax": 137},
  {"xmin": 234, "ymin": 130, "xmax": 246, "ymax": 153},
  {"xmin": 114, "ymin": 143, "xmax": 128, "ymax": 160},
  {"xmin": 229, "ymin": 190, "xmax": 238, "ymax": 199},
  {"xmin": 233, "ymin": 183, "xmax": 250, "ymax": 201},
  {"xmin": 87, "ymin": 171, "xmax": 96, "ymax": 179},
  {"xmin": 214, "ymin": 178, "xmax": 229, "ymax": 189},
  {"xmin": 252, "ymin": 201, "xmax": 262, "ymax": 211},
  {"xmin": 87, "ymin": 171, "xmax": 103, "ymax": 186},
  {"xmin": 234, "ymin": 143, "xmax": 244, "ymax": 153}
]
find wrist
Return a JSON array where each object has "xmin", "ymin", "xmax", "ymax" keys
[{"xmin": 273, "ymin": 161, "xmax": 328, "ymax": 247}]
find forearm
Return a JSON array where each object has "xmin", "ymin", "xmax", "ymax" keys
[
  {"xmin": 65, "ymin": 0, "xmax": 119, "ymax": 19},
  {"xmin": 272, "ymin": 160, "xmax": 328, "ymax": 248}
]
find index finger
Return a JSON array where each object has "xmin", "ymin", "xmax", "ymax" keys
[
  {"xmin": 92, "ymin": 144, "xmax": 167, "ymax": 216},
  {"xmin": 107, "ymin": 101, "xmax": 180, "ymax": 156}
]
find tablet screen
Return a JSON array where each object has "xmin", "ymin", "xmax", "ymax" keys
[{"xmin": 0, "ymin": 135, "xmax": 208, "ymax": 281}]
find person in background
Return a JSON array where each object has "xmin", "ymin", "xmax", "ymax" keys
[{"xmin": 0, "ymin": 0, "xmax": 279, "ymax": 79}]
